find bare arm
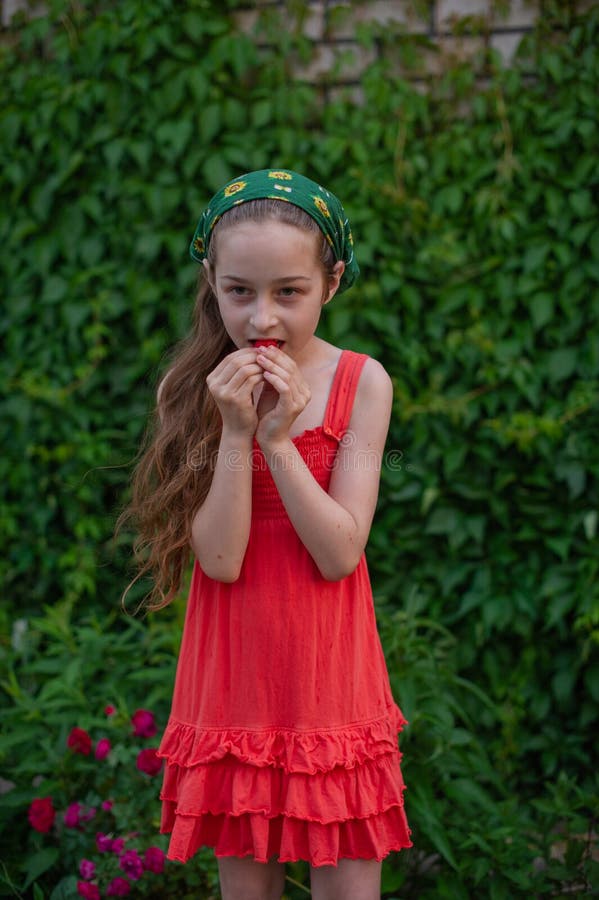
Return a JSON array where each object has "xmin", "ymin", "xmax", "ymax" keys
[
  {"xmin": 190, "ymin": 427, "xmax": 254, "ymax": 581},
  {"xmin": 159, "ymin": 349, "xmax": 264, "ymax": 582},
  {"xmin": 257, "ymin": 354, "xmax": 393, "ymax": 581}
]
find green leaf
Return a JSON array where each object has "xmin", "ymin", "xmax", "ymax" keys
[
  {"xmin": 552, "ymin": 667, "xmax": 577, "ymax": 705},
  {"xmin": 546, "ymin": 347, "xmax": 578, "ymax": 381},
  {"xmin": 555, "ymin": 460, "xmax": 586, "ymax": 498},
  {"xmin": 203, "ymin": 154, "xmax": 232, "ymax": 192},
  {"xmin": 22, "ymin": 849, "xmax": 60, "ymax": 891},
  {"xmin": 570, "ymin": 189, "xmax": 592, "ymax": 217},
  {"xmin": 529, "ymin": 293, "xmax": 554, "ymax": 329},
  {"xmin": 40, "ymin": 276, "xmax": 68, "ymax": 305},
  {"xmin": 200, "ymin": 104, "xmax": 221, "ymax": 143},
  {"xmin": 425, "ymin": 507, "xmax": 458, "ymax": 535},
  {"xmin": 583, "ymin": 510, "xmax": 597, "ymax": 540},
  {"xmin": 49, "ymin": 876, "xmax": 78, "ymax": 900}
]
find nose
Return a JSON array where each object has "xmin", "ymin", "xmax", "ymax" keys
[{"xmin": 249, "ymin": 294, "xmax": 277, "ymax": 332}]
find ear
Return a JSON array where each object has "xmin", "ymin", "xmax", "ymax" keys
[
  {"xmin": 203, "ymin": 259, "xmax": 216, "ymax": 293},
  {"xmin": 323, "ymin": 261, "xmax": 345, "ymax": 305}
]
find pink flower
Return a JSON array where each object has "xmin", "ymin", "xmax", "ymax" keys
[
  {"xmin": 64, "ymin": 803, "xmax": 82, "ymax": 828},
  {"xmin": 119, "ymin": 849, "xmax": 143, "ymax": 880},
  {"xmin": 143, "ymin": 846, "xmax": 165, "ymax": 873},
  {"xmin": 96, "ymin": 832, "xmax": 113, "ymax": 852},
  {"xmin": 79, "ymin": 859, "xmax": 96, "ymax": 880},
  {"xmin": 28, "ymin": 797, "xmax": 55, "ymax": 833},
  {"xmin": 95, "ymin": 738, "xmax": 111, "ymax": 760},
  {"xmin": 106, "ymin": 878, "xmax": 130, "ymax": 896},
  {"xmin": 104, "ymin": 704, "xmax": 116, "ymax": 716},
  {"xmin": 77, "ymin": 882, "xmax": 100, "ymax": 900},
  {"xmin": 111, "ymin": 837, "xmax": 125, "ymax": 854},
  {"xmin": 136, "ymin": 748, "xmax": 163, "ymax": 776},
  {"xmin": 131, "ymin": 709, "xmax": 157, "ymax": 738},
  {"xmin": 101, "ymin": 799, "xmax": 113, "ymax": 811},
  {"xmin": 67, "ymin": 727, "xmax": 92, "ymax": 755}
]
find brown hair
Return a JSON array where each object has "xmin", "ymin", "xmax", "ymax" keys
[{"xmin": 119, "ymin": 199, "xmax": 336, "ymax": 610}]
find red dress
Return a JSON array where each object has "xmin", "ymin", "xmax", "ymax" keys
[{"xmin": 158, "ymin": 350, "xmax": 411, "ymax": 867}]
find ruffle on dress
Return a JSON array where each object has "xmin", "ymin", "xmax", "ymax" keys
[
  {"xmin": 161, "ymin": 805, "xmax": 411, "ymax": 868},
  {"xmin": 158, "ymin": 708, "xmax": 412, "ymax": 866},
  {"xmin": 158, "ymin": 707, "xmax": 406, "ymax": 774}
]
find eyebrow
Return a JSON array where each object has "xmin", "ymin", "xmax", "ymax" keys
[{"xmin": 220, "ymin": 275, "xmax": 312, "ymax": 282}]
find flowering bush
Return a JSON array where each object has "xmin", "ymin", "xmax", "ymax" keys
[{"xmin": 24, "ymin": 709, "xmax": 170, "ymax": 897}]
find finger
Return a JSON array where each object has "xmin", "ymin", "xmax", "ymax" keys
[
  {"xmin": 210, "ymin": 348, "xmax": 261, "ymax": 380},
  {"xmin": 255, "ymin": 345, "xmax": 295, "ymax": 371},
  {"xmin": 256, "ymin": 354, "xmax": 302, "ymax": 389},
  {"xmin": 211, "ymin": 351, "xmax": 260, "ymax": 381},
  {"xmin": 259, "ymin": 365, "xmax": 310, "ymax": 411},
  {"xmin": 223, "ymin": 363, "xmax": 264, "ymax": 391},
  {"xmin": 262, "ymin": 370, "xmax": 310, "ymax": 411},
  {"xmin": 208, "ymin": 359, "xmax": 263, "ymax": 391},
  {"xmin": 212, "ymin": 370, "xmax": 264, "ymax": 403}
]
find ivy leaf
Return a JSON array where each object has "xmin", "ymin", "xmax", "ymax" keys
[
  {"xmin": 203, "ymin": 154, "xmax": 232, "ymax": 192},
  {"xmin": 529, "ymin": 293, "xmax": 554, "ymax": 329},
  {"xmin": 546, "ymin": 347, "xmax": 578, "ymax": 382}
]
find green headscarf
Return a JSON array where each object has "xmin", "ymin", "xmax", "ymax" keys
[{"xmin": 189, "ymin": 168, "xmax": 359, "ymax": 294}]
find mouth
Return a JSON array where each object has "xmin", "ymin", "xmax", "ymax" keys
[{"xmin": 250, "ymin": 339, "xmax": 284, "ymax": 349}]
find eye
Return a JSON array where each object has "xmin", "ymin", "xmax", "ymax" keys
[
  {"xmin": 279, "ymin": 287, "xmax": 299, "ymax": 298},
  {"xmin": 228, "ymin": 286, "xmax": 251, "ymax": 297}
]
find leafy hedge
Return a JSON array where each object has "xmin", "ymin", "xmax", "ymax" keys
[{"xmin": 1, "ymin": 0, "xmax": 598, "ymax": 897}]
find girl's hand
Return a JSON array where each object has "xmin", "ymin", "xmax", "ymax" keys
[
  {"xmin": 206, "ymin": 349, "xmax": 264, "ymax": 436},
  {"xmin": 254, "ymin": 346, "xmax": 311, "ymax": 446}
]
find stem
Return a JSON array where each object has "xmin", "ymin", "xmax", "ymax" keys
[{"xmin": 285, "ymin": 874, "xmax": 312, "ymax": 895}]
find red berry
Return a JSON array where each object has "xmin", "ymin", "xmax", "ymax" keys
[{"xmin": 254, "ymin": 339, "xmax": 279, "ymax": 348}]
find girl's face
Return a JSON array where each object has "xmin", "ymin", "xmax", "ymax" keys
[{"xmin": 205, "ymin": 220, "xmax": 344, "ymax": 363}]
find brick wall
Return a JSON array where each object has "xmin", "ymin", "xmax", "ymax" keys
[
  {"xmin": 3, "ymin": 0, "xmax": 592, "ymax": 86},
  {"xmin": 234, "ymin": 0, "xmax": 545, "ymax": 90}
]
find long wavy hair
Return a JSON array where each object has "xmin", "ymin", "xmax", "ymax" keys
[{"xmin": 119, "ymin": 199, "xmax": 336, "ymax": 610}]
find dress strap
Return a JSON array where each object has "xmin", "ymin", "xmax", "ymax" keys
[{"xmin": 323, "ymin": 350, "xmax": 369, "ymax": 441}]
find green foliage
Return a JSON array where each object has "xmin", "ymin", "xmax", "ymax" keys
[
  {"xmin": 377, "ymin": 597, "xmax": 598, "ymax": 896},
  {"xmin": 1, "ymin": 0, "xmax": 598, "ymax": 897},
  {"xmin": 0, "ymin": 600, "xmax": 219, "ymax": 898}
]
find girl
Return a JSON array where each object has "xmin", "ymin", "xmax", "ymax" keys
[{"xmin": 126, "ymin": 169, "xmax": 411, "ymax": 899}]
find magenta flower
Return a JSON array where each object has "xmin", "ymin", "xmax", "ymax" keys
[
  {"xmin": 101, "ymin": 799, "xmax": 113, "ymax": 811},
  {"xmin": 104, "ymin": 704, "xmax": 116, "ymax": 716},
  {"xmin": 131, "ymin": 709, "xmax": 157, "ymax": 738},
  {"xmin": 111, "ymin": 836, "xmax": 125, "ymax": 854},
  {"xmin": 67, "ymin": 727, "xmax": 92, "ymax": 755},
  {"xmin": 96, "ymin": 832, "xmax": 113, "ymax": 852},
  {"xmin": 94, "ymin": 737, "xmax": 111, "ymax": 760},
  {"xmin": 64, "ymin": 803, "xmax": 82, "ymax": 828},
  {"xmin": 78, "ymin": 859, "xmax": 96, "ymax": 880},
  {"xmin": 143, "ymin": 846, "xmax": 166, "ymax": 873},
  {"xmin": 119, "ymin": 849, "xmax": 143, "ymax": 880},
  {"xmin": 27, "ymin": 797, "xmax": 55, "ymax": 833},
  {"xmin": 76, "ymin": 882, "xmax": 100, "ymax": 900},
  {"xmin": 106, "ymin": 878, "xmax": 131, "ymax": 896},
  {"xmin": 136, "ymin": 748, "xmax": 163, "ymax": 776}
]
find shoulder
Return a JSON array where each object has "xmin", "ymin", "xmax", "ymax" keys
[
  {"xmin": 343, "ymin": 353, "xmax": 393, "ymax": 446},
  {"xmin": 354, "ymin": 355, "xmax": 393, "ymax": 411},
  {"xmin": 356, "ymin": 354, "xmax": 392, "ymax": 390}
]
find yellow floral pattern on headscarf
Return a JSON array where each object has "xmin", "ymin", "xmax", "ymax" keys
[
  {"xmin": 224, "ymin": 180, "xmax": 247, "ymax": 197},
  {"xmin": 313, "ymin": 197, "xmax": 330, "ymax": 218}
]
